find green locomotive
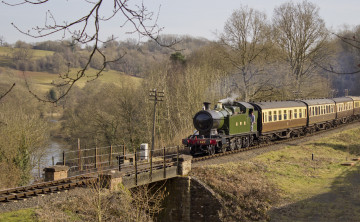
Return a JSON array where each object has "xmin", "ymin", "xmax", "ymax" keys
[{"xmin": 183, "ymin": 101, "xmax": 258, "ymax": 155}]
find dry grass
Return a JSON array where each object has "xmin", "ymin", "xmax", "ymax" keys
[
  {"xmin": 192, "ymin": 162, "xmax": 280, "ymax": 221},
  {"xmin": 34, "ymin": 180, "xmax": 165, "ymax": 222}
]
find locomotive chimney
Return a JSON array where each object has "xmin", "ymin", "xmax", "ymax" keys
[{"xmin": 203, "ymin": 102, "xmax": 211, "ymax": 110}]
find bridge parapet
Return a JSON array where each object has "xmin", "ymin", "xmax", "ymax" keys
[
  {"xmin": 99, "ymin": 154, "xmax": 193, "ymax": 190},
  {"xmin": 43, "ymin": 165, "xmax": 70, "ymax": 181}
]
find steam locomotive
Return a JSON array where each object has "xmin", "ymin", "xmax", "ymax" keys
[{"xmin": 182, "ymin": 96, "xmax": 360, "ymax": 156}]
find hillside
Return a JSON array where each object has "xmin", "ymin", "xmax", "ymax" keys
[{"xmin": 0, "ymin": 36, "xmax": 209, "ymax": 95}]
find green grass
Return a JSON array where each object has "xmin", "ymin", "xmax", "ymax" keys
[
  {"xmin": 0, "ymin": 209, "xmax": 37, "ymax": 222},
  {"xmin": 255, "ymin": 128, "xmax": 360, "ymax": 201}
]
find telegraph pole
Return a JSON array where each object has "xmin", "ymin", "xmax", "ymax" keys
[
  {"xmin": 292, "ymin": 91, "xmax": 302, "ymax": 100},
  {"xmin": 149, "ymin": 89, "xmax": 164, "ymax": 181}
]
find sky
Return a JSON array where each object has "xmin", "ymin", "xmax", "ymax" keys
[{"xmin": 1, "ymin": 0, "xmax": 360, "ymax": 44}]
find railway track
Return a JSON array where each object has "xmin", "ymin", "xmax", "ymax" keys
[
  {"xmin": 0, "ymin": 176, "xmax": 96, "ymax": 202},
  {"xmin": 191, "ymin": 120, "xmax": 360, "ymax": 163},
  {"xmin": 1, "ymin": 121, "xmax": 358, "ymax": 203},
  {"xmin": 0, "ymin": 159, "xmax": 177, "ymax": 203}
]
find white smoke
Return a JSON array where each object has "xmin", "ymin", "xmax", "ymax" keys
[{"xmin": 219, "ymin": 93, "xmax": 239, "ymax": 105}]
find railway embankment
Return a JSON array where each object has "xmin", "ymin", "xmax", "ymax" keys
[{"xmin": 191, "ymin": 124, "xmax": 360, "ymax": 221}]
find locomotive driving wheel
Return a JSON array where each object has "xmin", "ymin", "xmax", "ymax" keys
[
  {"xmin": 208, "ymin": 145, "xmax": 215, "ymax": 155},
  {"xmin": 235, "ymin": 138, "xmax": 242, "ymax": 149},
  {"xmin": 229, "ymin": 140, "xmax": 236, "ymax": 151},
  {"xmin": 242, "ymin": 136, "xmax": 249, "ymax": 148}
]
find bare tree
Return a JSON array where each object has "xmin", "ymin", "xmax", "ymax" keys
[
  {"xmin": 3, "ymin": 0, "xmax": 175, "ymax": 102},
  {"xmin": 219, "ymin": 6, "xmax": 274, "ymax": 101},
  {"xmin": 317, "ymin": 28, "xmax": 360, "ymax": 75},
  {"xmin": 0, "ymin": 35, "xmax": 4, "ymax": 46},
  {"xmin": 273, "ymin": 0, "xmax": 329, "ymax": 92}
]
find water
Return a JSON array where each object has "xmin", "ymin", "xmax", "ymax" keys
[{"xmin": 32, "ymin": 139, "xmax": 66, "ymax": 179}]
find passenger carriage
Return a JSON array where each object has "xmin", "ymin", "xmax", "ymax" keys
[
  {"xmin": 347, "ymin": 96, "xmax": 360, "ymax": 117},
  {"xmin": 251, "ymin": 101, "xmax": 307, "ymax": 139},
  {"xmin": 332, "ymin": 97, "xmax": 354, "ymax": 124},
  {"xmin": 301, "ymin": 99, "xmax": 336, "ymax": 131}
]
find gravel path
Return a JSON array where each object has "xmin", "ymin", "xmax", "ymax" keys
[{"xmin": 193, "ymin": 121, "xmax": 360, "ymax": 168}]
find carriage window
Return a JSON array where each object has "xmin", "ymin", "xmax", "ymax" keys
[
  {"xmin": 265, "ymin": 112, "xmax": 268, "ymax": 122},
  {"xmin": 268, "ymin": 111, "xmax": 272, "ymax": 122},
  {"xmin": 274, "ymin": 111, "xmax": 277, "ymax": 121},
  {"xmin": 294, "ymin": 109, "xmax": 298, "ymax": 118},
  {"xmin": 284, "ymin": 110, "xmax": 287, "ymax": 120},
  {"xmin": 279, "ymin": 110, "xmax": 282, "ymax": 120},
  {"xmin": 299, "ymin": 109, "xmax": 302, "ymax": 118},
  {"xmin": 304, "ymin": 109, "xmax": 307, "ymax": 117}
]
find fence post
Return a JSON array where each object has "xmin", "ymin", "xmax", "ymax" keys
[
  {"xmin": 123, "ymin": 145, "xmax": 126, "ymax": 158},
  {"xmin": 135, "ymin": 151, "xmax": 138, "ymax": 186},
  {"xmin": 117, "ymin": 155, "xmax": 121, "ymax": 171},
  {"xmin": 150, "ymin": 149, "xmax": 153, "ymax": 182},
  {"xmin": 177, "ymin": 146, "xmax": 179, "ymax": 175},
  {"xmin": 95, "ymin": 146, "xmax": 98, "ymax": 169},
  {"xmin": 109, "ymin": 145, "xmax": 113, "ymax": 166},
  {"xmin": 78, "ymin": 138, "xmax": 82, "ymax": 171},
  {"xmin": 62, "ymin": 151, "xmax": 65, "ymax": 166},
  {"xmin": 163, "ymin": 147, "xmax": 166, "ymax": 178},
  {"xmin": 52, "ymin": 156, "xmax": 54, "ymax": 166}
]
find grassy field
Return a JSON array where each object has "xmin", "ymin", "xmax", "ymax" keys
[
  {"xmin": 0, "ymin": 209, "xmax": 37, "ymax": 222},
  {"xmin": 1, "ymin": 67, "xmax": 142, "ymax": 94},
  {"xmin": 0, "ymin": 46, "xmax": 54, "ymax": 60},
  {"xmin": 193, "ymin": 127, "xmax": 360, "ymax": 221}
]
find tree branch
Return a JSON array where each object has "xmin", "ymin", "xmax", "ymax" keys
[{"xmin": 0, "ymin": 83, "xmax": 16, "ymax": 101}]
